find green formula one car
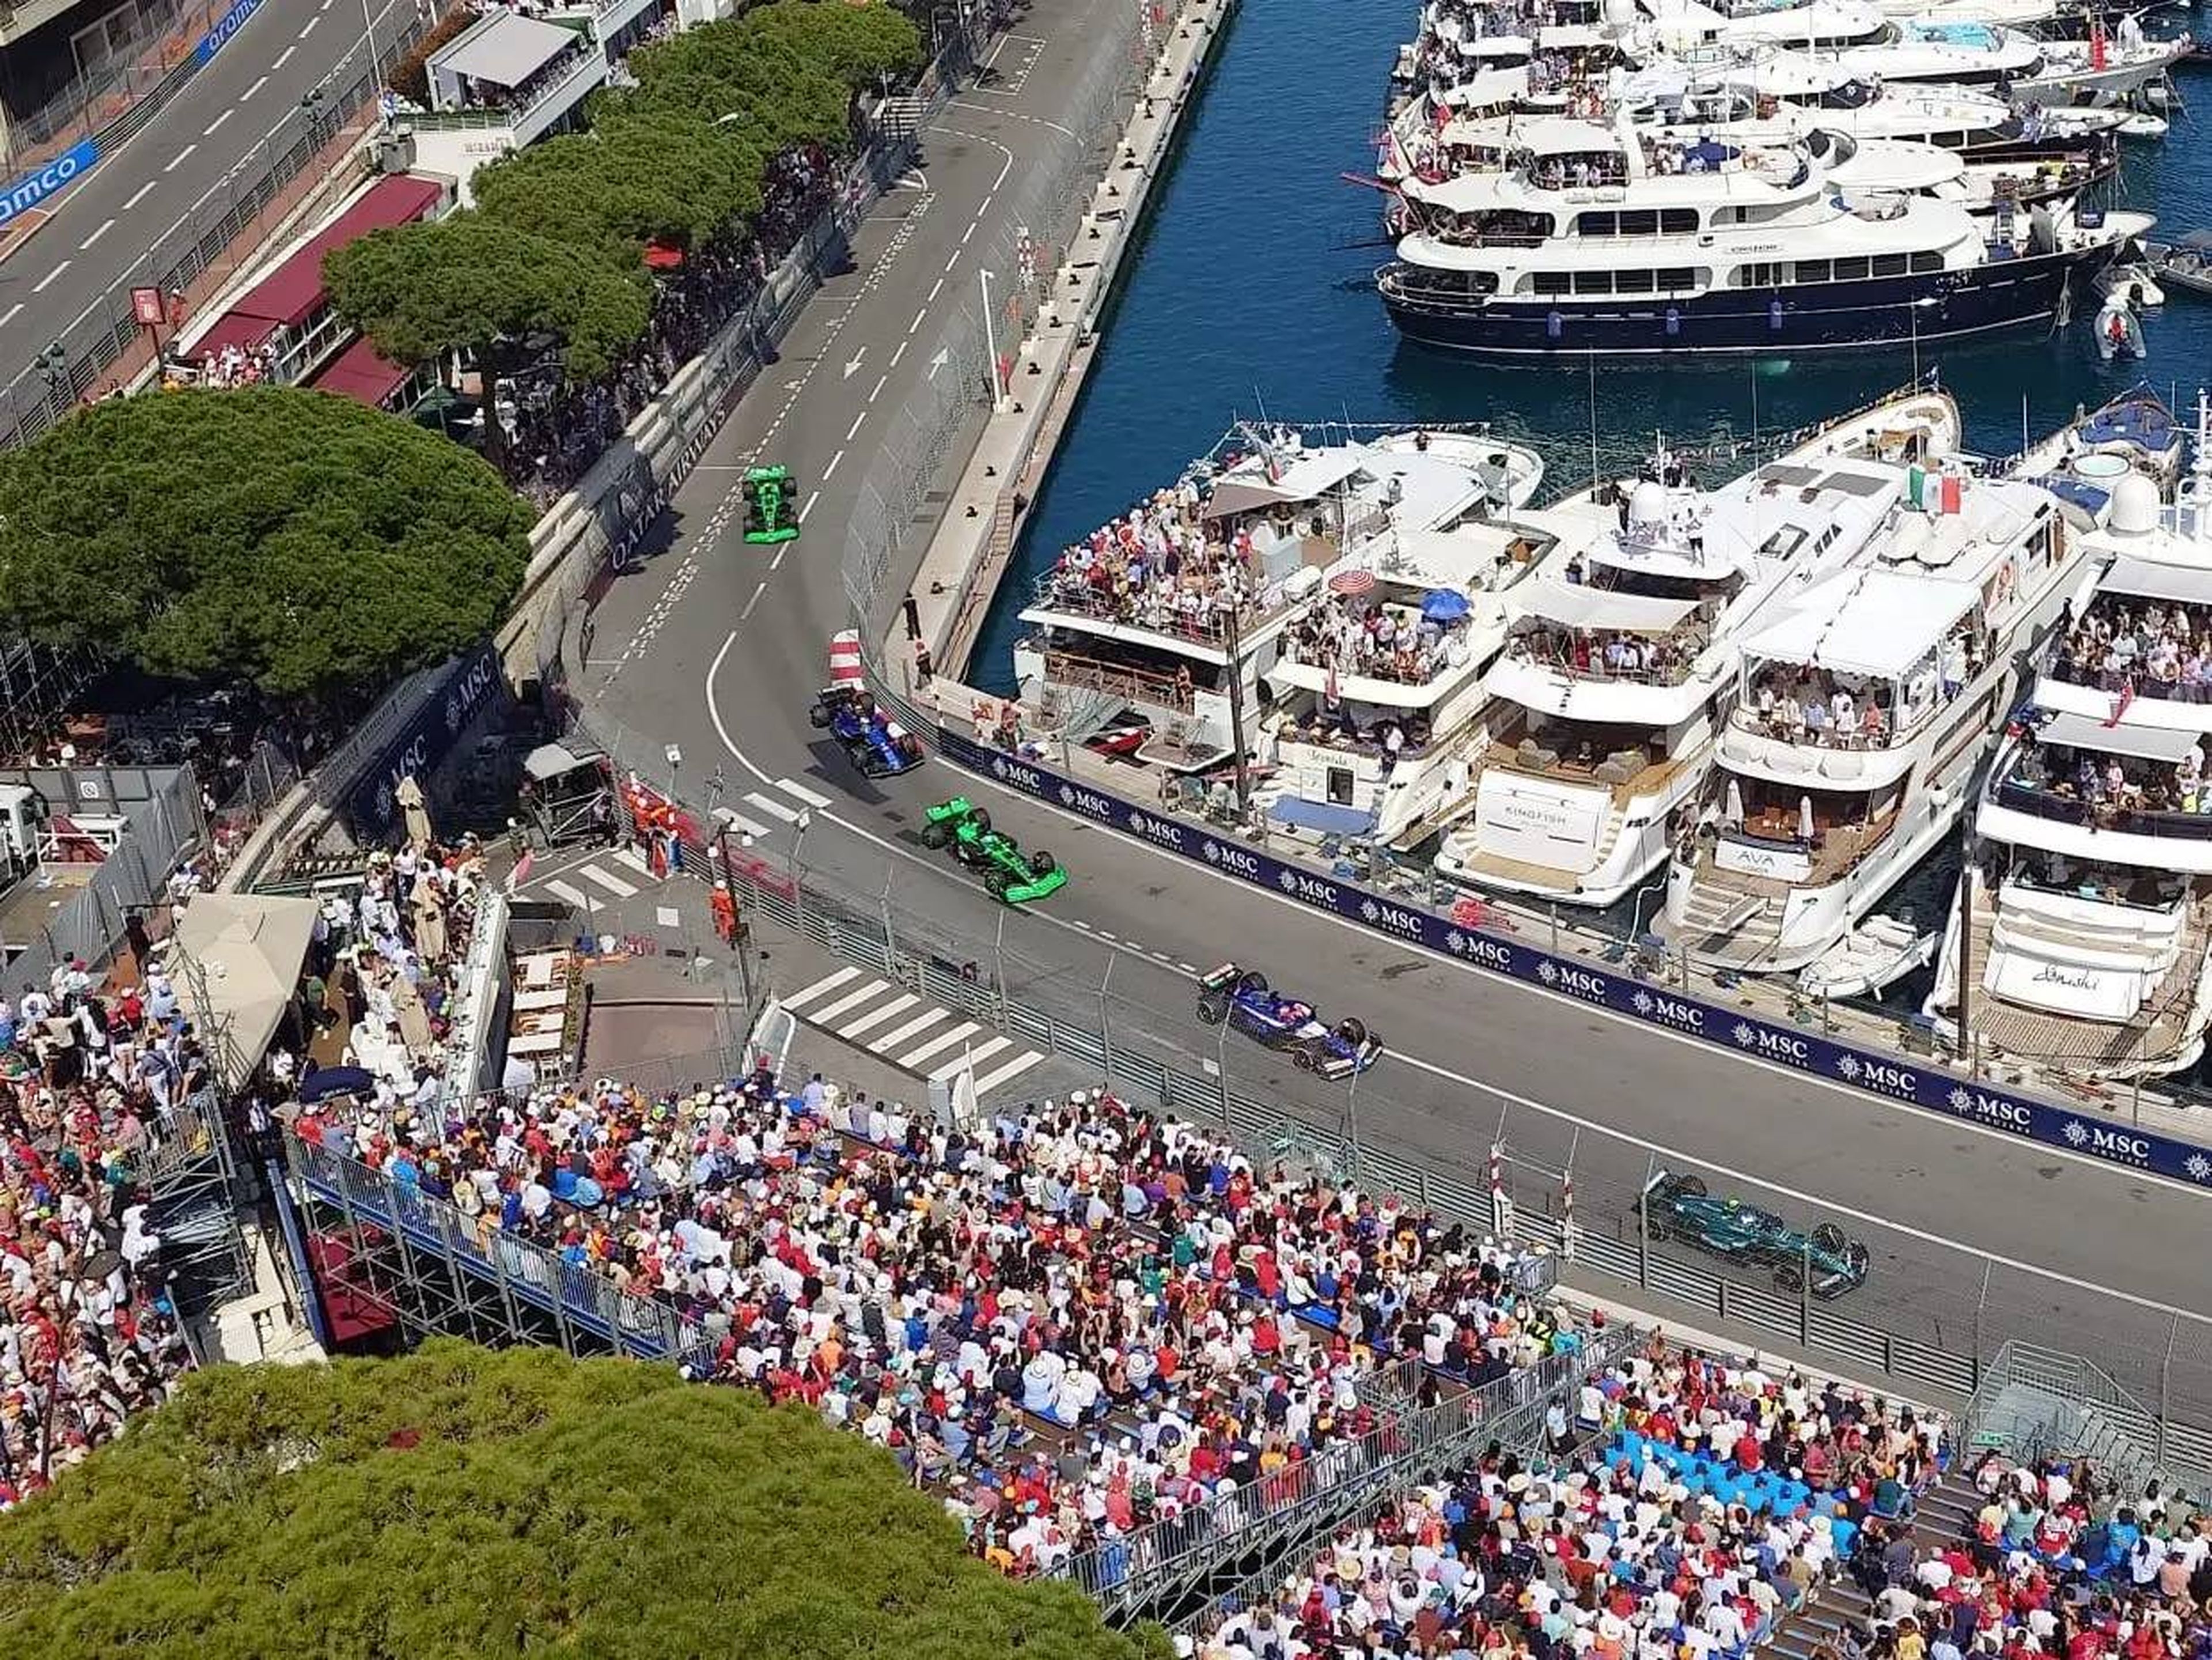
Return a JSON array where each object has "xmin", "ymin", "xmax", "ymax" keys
[
  {"xmin": 1640, "ymin": 1170, "xmax": 1871, "ymax": 1299},
  {"xmin": 919, "ymin": 796, "xmax": 1067, "ymax": 905},
  {"xmin": 743, "ymin": 464, "xmax": 799, "ymax": 544}
]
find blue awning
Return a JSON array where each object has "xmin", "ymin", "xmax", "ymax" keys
[{"xmin": 1268, "ymin": 796, "xmax": 1377, "ymax": 837}]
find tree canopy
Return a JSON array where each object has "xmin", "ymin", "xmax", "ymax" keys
[
  {"xmin": 0, "ymin": 1341, "xmax": 1167, "ymax": 1660},
  {"xmin": 0, "ymin": 390, "xmax": 531, "ymax": 698},
  {"xmin": 330, "ymin": 2, "xmax": 920, "ymax": 388}
]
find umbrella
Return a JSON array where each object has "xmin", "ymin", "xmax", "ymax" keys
[
  {"xmin": 1421, "ymin": 588, "xmax": 1472, "ymax": 623},
  {"xmin": 1725, "ymin": 778, "xmax": 1744, "ymax": 827},
  {"xmin": 1798, "ymin": 794, "xmax": 1815, "ymax": 842},
  {"xmin": 299, "ymin": 1065, "xmax": 377, "ymax": 1103},
  {"xmin": 1328, "ymin": 569, "xmax": 1376, "ymax": 597}
]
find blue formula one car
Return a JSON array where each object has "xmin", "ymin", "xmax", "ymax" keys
[
  {"xmin": 1195, "ymin": 963, "xmax": 1382, "ymax": 1079},
  {"xmin": 809, "ymin": 686, "xmax": 924, "ymax": 778},
  {"xmin": 1640, "ymin": 1170, "xmax": 1872, "ymax": 1299}
]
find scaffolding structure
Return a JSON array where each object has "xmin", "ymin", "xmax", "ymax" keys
[{"xmin": 142, "ymin": 1085, "xmax": 253, "ymax": 1315}]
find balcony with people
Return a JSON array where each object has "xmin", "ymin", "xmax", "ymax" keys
[
  {"xmin": 1983, "ymin": 715, "xmax": 2212, "ymax": 855},
  {"xmin": 2045, "ymin": 589, "xmax": 2212, "ymax": 704}
]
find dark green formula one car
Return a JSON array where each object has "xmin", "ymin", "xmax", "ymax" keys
[
  {"xmin": 1639, "ymin": 1170, "xmax": 1870, "ymax": 1299},
  {"xmin": 919, "ymin": 796, "xmax": 1067, "ymax": 905}
]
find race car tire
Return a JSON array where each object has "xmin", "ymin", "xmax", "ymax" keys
[
  {"xmin": 1196, "ymin": 995, "xmax": 1229, "ymax": 1026},
  {"xmin": 1774, "ymin": 1258, "xmax": 1804, "ymax": 1293},
  {"xmin": 1672, "ymin": 1174, "xmax": 1707, "ymax": 1200},
  {"xmin": 1643, "ymin": 1208, "xmax": 1670, "ymax": 1243},
  {"xmin": 986, "ymin": 871, "xmax": 1011, "ymax": 902},
  {"xmin": 1031, "ymin": 850, "xmax": 1058, "ymax": 876},
  {"xmin": 808, "ymin": 704, "xmax": 834, "ymax": 729},
  {"xmin": 1810, "ymin": 1223, "xmax": 1847, "ymax": 1255},
  {"xmin": 920, "ymin": 820, "xmax": 952, "ymax": 850},
  {"xmin": 1291, "ymin": 1044, "xmax": 1318, "ymax": 1072},
  {"xmin": 1335, "ymin": 1017, "xmax": 1369, "ymax": 1047},
  {"xmin": 968, "ymin": 807, "xmax": 992, "ymax": 835},
  {"xmin": 1236, "ymin": 970, "xmax": 1270, "ymax": 997}
]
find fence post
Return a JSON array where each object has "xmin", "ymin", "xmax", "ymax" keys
[
  {"xmin": 993, "ymin": 907, "xmax": 1010, "ymax": 1031},
  {"xmin": 1637, "ymin": 1151, "xmax": 1656, "ymax": 1290},
  {"xmin": 1973, "ymin": 1260, "xmax": 1991, "ymax": 1387},
  {"xmin": 2158, "ymin": 1314, "xmax": 2177, "ymax": 1473},
  {"xmin": 1098, "ymin": 950, "xmax": 1116, "ymax": 1088},
  {"xmin": 1557, "ymin": 1127, "xmax": 1578, "ymax": 1261},
  {"xmin": 880, "ymin": 871, "xmax": 898, "ymax": 972}
]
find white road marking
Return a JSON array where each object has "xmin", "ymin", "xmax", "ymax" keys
[
  {"xmin": 871, "ymin": 1007, "xmax": 949, "ymax": 1053},
  {"xmin": 580, "ymin": 864, "xmax": 639, "ymax": 899},
  {"xmin": 203, "ymin": 109, "xmax": 234, "ymax": 136},
  {"xmin": 823, "ymin": 448, "xmax": 844, "ymax": 480},
  {"xmin": 868, "ymin": 374, "xmax": 887, "ymax": 403},
  {"xmin": 844, "ymin": 412, "xmax": 865, "ymax": 441},
  {"xmin": 298, "ymin": 14, "xmax": 319, "ymax": 36},
  {"xmin": 944, "ymin": 252, "xmax": 960, "ymax": 274},
  {"xmin": 785, "ymin": 966, "xmax": 861, "ymax": 1009},
  {"xmin": 770, "ymin": 545, "xmax": 789, "ymax": 571},
  {"xmin": 79, "ymin": 218, "xmax": 115, "ymax": 249},
  {"xmin": 0, "ymin": 305, "xmax": 20, "ymax": 328},
  {"xmin": 974, "ymin": 1050, "xmax": 1048, "ymax": 1096},
  {"xmin": 543, "ymin": 879, "xmax": 591, "ymax": 910},
  {"xmin": 838, "ymin": 993, "xmax": 919, "ymax": 1039},
  {"xmin": 272, "ymin": 44, "xmax": 296, "ymax": 66},
  {"xmin": 31, "ymin": 262, "xmax": 70, "ymax": 293},
  {"xmin": 741, "ymin": 579, "xmax": 768, "ymax": 619},
  {"xmin": 243, "ymin": 75, "xmax": 270, "ymax": 99},
  {"xmin": 898, "ymin": 1022, "xmax": 980, "ymax": 1069},
  {"xmin": 797, "ymin": 491, "xmax": 819, "ymax": 523},
  {"xmin": 122, "ymin": 181, "xmax": 157, "ymax": 211},
  {"xmin": 777, "ymin": 779, "xmax": 833, "ymax": 809},
  {"xmin": 813, "ymin": 979, "xmax": 892, "ymax": 1023},
  {"xmin": 164, "ymin": 144, "xmax": 199, "ymax": 173},
  {"xmin": 701, "ymin": 629, "xmax": 2212, "ymax": 1246},
  {"xmin": 613, "ymin": 845, "xmax": 653, "ymax": 876},
  {"xmin": 909, "ymin": 306, "xmax": 927, "ymax": 334},
  {"xmin": 960, "ymin": 221, "xmax": 976, "ymax": 246},
  {"xmin": 888, "ymin": 341, "xmax": 908, "ymax": 369},
  {"xmin": 927, "ymin": 278, "xmax": 944, "ymax": 302},
  {"xmin": 744, "ymin": 792, "xmax": 800, "ymax": 824},
  {"xmin": 931, "ymin": 1036, "xmax": 1010, "ymax": 1081},
  {"xmin": 718, "ymin": 810, "xmax": 772, "ymax": 840}
]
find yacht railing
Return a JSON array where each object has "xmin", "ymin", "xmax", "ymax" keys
[
  {"xmin": 1039, "ymin": 648, "xmax": 1199, "ymax": 713},
  {"xmin": 1989, "ymin": 779, "xmax": 2212, "ymax": 842},
  {"xmin": 1503, "ymin": 623, "xmax": 1710, "ymax": 687},
  {"xmin": 1025, "ymin": 578, "xmax": 1293, "ymax": 644}
]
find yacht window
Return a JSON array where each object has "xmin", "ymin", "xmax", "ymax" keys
[
  {"xmin": 1615, "ymin": 269, "xmax": 1654, "ymax": 293},
  {"xmin": 1327, "ymin": 767, "xmax": 1355, "ymax": 807},
  {"xmin": 1618, "ymin": 209, "xmax": 1658, "ymax": 236},
  {"xmin": 1574, "ymin": 270, "xmax": 1613, "ymax": 295},
  {"xmin": 1659, "ymin": 208, "xmax": 1699, "ymax": 235},
  {"xmin": 1832, "ymin": 256, "xmax": 1870, "ymax": 281},
  {"xmin": 1656, "ymin": 267, "xmax": 1696, "ymax": 293},
  {"xmin": 1910, "ymin": 250, "xmax": 1944, "ymax": 273},
  {"xmin": 1577, "ymin": 211, "xmax": 1618, "ymax": 237},
  {"xmin": 1532, "ymin": 271, "xmax": 1573, "ymax": 296},
  {"xmin": 1794, "ymin": 259, "xmax": 1831, "ymax": 282},
  {"xmin": 1872, "ymin": 252, "xmax": 1909, "ymax": 277}
]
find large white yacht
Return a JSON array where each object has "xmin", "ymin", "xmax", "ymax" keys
[
  {"xmin": 1664, "ymin": 467, "xmax": 2081, "ymax": 979},
  {"xmin": 1431, "ymin": 392, "xmax": 1960, "ymax": 907},
  {"xmin": 1924, "ymin": 418, "xmax": 2212, "ymax": 1082},
  {"xmin": 1010, "ymin": 426, "xmax": 1544, "ymax": 779}
]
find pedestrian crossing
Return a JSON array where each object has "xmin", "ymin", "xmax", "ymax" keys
[
  {"xmin": 540, "ymin": 844, "xmax": 656, "ymax": 913},
  {"xmin": 781, "ymin": 966, "xmax": 1050, "ymax": 1099},
  {"xmin": 715, "ymin": 775, "xmax": 833, "ymax": 840}
]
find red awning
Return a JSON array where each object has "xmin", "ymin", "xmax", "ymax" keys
[
  {"xmin": 643, "ymin": 241, "xmax": 684, "ymax": 271},
  {"xmin": 183, "ymin": 310, "xmax": 279, "ymax": 363},
  {"xmin": 306, "ymin": 334, "xmax": 415, "ymax": 410},
  {"xmin": 226, "ymin": 173, "xmax": 446, "ymax": 330}
]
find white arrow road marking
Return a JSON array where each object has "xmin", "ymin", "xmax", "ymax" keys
[{"xmin": 842, "ymin": 347, "xmax": 865, "ymax": 378}]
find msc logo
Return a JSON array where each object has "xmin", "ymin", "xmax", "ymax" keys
[
  {"xmin": 1543, "ymin": 964, "xmax": 1609, "ymax": 1004},
  {"xmin": 993, "ymin": 759, "xmax": 1046, "ymax": 795},
  {"xmin": 1634, "ymin": 990, "xmax": 1705, "ymax": 1033},
  {"xmin": 2062, "ymin": 1120, "xmax": 2153, "ymax": 1166},
  {"xmin": 1124, "ymin": 811, "xmax": 1186, "ymax": 853},
  {"xmin": 1732, "ymin": 1022, "xmax": 1812, "ymax": 1067},
  {"xmin": 1445, "ymin": 931, "xmax": 1516, "ymax": 970},
  {"xmin": 1205, "ymin": 841, "xmax": 1266, "ymax": 881},
  {"xmin": 1849, "ymin": 1057, "xmax": 1918, "ymax": 1100},
  {"xmin": 1278, "ymin": 870, "xmax": 1341, "ymax": 909},
  {"xmin": 1942, "ymin": 1086, "xmax": 2033, "ymax": 1133},
  {"xmin": 1360, "ymin": 897, "xmax": 1427, "ymax": 940},
  {"xmin": 1056, "ymin": 783, "xmax": 1112, "ymax": 819}
]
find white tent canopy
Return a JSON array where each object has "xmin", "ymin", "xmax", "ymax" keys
[
  {"xmin": 1745, "ymin": 570, "xmax": 1975, "ymax": 679},
  {"xmin": 1514, "ymin": 577, "xmax": 1698, "ymax": 634},
  {"xmin": 2037, "ymin": 711, "xmax": 2200, "ymax": 765},
  {"xmin": 169, "ymin": 893, "xmax": 319, "ymax": 1090},
  {"xmin": 2100, "ymin": 554, "xmax": 2212, "ymax": 609}
]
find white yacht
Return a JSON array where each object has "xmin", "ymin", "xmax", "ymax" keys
[
  {"xmin": 1924, "ymin": 420, "xmax": 2212, "ymax": 1082},
  {"xmin": 1665, "ymin": 466, "xmax": 2081, "ymax": 978},
  {"xmin": 1010, "ymin": 426, "xmax": 1544, "ymax": 781},
  {"xmin": 1431, "ymin": 393, "xmax": 1960, "ymax": 907}
]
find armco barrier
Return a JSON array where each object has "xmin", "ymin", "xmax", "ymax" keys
[{"xmin": 929, "ymin": 731, "xmax": 2212, "ymax": 1192}]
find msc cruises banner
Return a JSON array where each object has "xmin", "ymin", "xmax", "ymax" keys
[{"xmin": 934, "ymin": 731, "xmax": 2212, "ymax": 1191}]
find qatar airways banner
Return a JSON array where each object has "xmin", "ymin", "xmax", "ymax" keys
[{"xmin": 934, "ymin": 731, "xmax": 2212, "ymax": 1190}]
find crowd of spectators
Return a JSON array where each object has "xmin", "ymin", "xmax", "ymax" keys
[
  {"xmin": 1287, "ymin": 596, "xmax": 1469, "ymax": 688},
  {"xmin": 2052, "ymin": 600, "xmax": 2212, "ymax": 704},
  {"xmin": 1040, "ymin": 481, "xmax": 1276, "ymax": 641},
  {"xmin": 0, "ymin": 938, "xmax": 204, "ymax": 1503},
  {"xmin": 1738, "ymin": 632, "xmax": 1974, "ymax": 753},
  {"xmin": 165, "ymin": 340, "xmax": 280, "ymax": 392},
  {"xmin": 287, "ymin": 1075, "xmax": 1583, "ymax": 1576},
  {"xmin": 1506, "ymin": 623, "xmax": 1702, "ymax": 686},
  {"xmin": 1841, "ymin": 1451, "xmax": 2210, "ymax": 1660},
  {"xmin": 1998, "ymin": 733, "xmax": 2212, "ymax": 826},
  {"xmin": 1186, "ymin": 1340, "xmax": 1951, "ymax": 1660}
]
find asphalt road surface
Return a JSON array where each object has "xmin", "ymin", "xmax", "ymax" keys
[
  {"xmin": 577, "ymin": 1, "xmax": 2212, "ymax": 1425},
  {"xmin": 0, "ymin": 0, "xmax": 413, "ymax": 398}
]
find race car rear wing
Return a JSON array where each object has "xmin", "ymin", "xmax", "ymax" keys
[{"xmin": 1197, "ymin": 963, "xmax": 1243, "ymax": 990}]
